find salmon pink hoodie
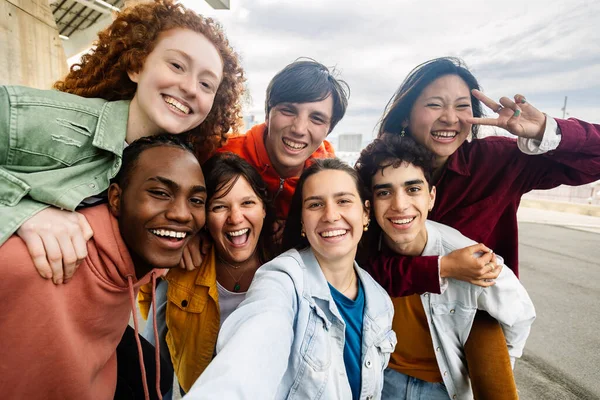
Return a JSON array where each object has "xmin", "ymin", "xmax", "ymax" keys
[{"xmin": 0, "ymin": 205, "xmax": 163, "ymax": 400}]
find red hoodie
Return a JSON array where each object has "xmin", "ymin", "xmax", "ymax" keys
[
  {"xmin": 218, "ymin": 123, "xmax": 336, "ymax": 218},
  {"xmin": 0, "ymin": 205, "xmax": 162, "ymax": 400}
]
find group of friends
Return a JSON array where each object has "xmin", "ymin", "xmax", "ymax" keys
[{"xmin": 0, "ymin": 0, "xmax": 599, "ymax": 399}]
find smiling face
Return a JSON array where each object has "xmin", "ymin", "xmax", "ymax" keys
[
  {"xmin": 127, "ymin": 28, "xmax": 224, "ymax": 142},
  {"xmin": 407, "ymin": 74, "xmax": 473, "ymax": 166},
  {"xmin": 109, "ymin": 146, "xmax": 207, "ymax": 277},
  {"xmin": 372, "ymin": 162, "xmax": 436, "ymax": 256},
  {"xmin": 207, "ymin": 176, "xmax": 266, "ymax": 265},
  {"xmin": 264, "ymin": 96, "xmax": 333, "ymax": 178},
  {"xmin": 301, "ymin": 169, "xmax": 369, "ymax": 268}
]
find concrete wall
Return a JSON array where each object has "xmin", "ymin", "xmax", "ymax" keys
[{"xmin": 1, "ymin": 0, "xmax": 68, "ymax": 88}]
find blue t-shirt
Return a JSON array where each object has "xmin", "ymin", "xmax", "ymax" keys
[{"xmin": 329, "ymin": 278, "xmax": 365, "ymax": 400}]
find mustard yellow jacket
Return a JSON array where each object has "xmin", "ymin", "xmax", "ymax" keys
[{"xmin": 139, "ymin": 248, "xmax": 220, "ymax": 393}]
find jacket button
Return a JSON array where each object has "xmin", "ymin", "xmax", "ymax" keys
[
  {"xmin": 450, "ymin": 309, "xmax": 455, "ymax": 314},
  {"xmin": 444, "ymin": 371, "xmax": 448, "ymax": 376},
  {"xmin": 452, "ymin": 395, "xmax": 457, "ymax": 399},
  {"xmin": 365, "ymin": 360, "xmax": 372, "ymax": 368},
  {"xmin": 181, "ymin": 300, "xmax": 188, "ymax": 307},
  {"xmin": 366, "ymin": 396, "xmax": 373, "ymax": 400},
  {"xmin": 436, "ymin": 347, "xmax": 440, "ymax": 352},
  {"xmin": 88, "ymin": 183, "xmax": 96, "ymax": 189}
]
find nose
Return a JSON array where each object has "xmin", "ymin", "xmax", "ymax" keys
[
  {"xmin": 391, "ymin": 192, "xmax": 409, "ymax": 212},
  {"xmin": 322, "ymin": 202, "xmax": 340, "ymax": 223},
  {"xmin": 440, "ymin": 106, "xmax": 459, "ymax": 125},
  {"xmin": 179, "ymin": 73, "xmax": 198, "ymax": 99},
  {"xmin": 291, "ymin": 114, "xmax": 309, "ymax": 136},
  {"xmin": 165, "ymin": 197, "xmax": 193, "ymax": 223},
  {"xmin": 227, "ymin": 205, "xmax": 244, "ymax": 225}
]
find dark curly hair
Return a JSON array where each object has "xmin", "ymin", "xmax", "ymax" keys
[
  {"xmin": 202, "ymin": 152, "xmax": 278, "ymax": 263},
  {"xmin": 54, "ymin": 0, "xmax": 245, "ymax": 162},
  {"xmin": 378, "ymin": 57, "xmax": 483, "ymax": 139}
]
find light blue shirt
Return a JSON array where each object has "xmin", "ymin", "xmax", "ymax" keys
[{"xmin": 185, "ymin": 247, "xmax": 397, "ymax": 400}]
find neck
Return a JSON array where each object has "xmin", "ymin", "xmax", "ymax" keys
[
  {"xmin": 131, "ymin": 253, "xmax": 154, "ymax": 280},
  {"xmin": 126, "ymin": 96, "xmax": 160, "ymax": 143},
  {"xmin": 313, "ymin": 249, "xmax": 357, "ymax": 292},
  {"xmin": 384, "ymin": 229, "xmax": 428, "ymax": 257},
  {"xmin": 216, "ymin": 252, "xmax": 260, "ymax": 271},
  {"xmin": 431, "ymin": 157, "xmax": 448, "ymax": 182}
]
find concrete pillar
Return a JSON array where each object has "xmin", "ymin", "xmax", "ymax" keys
[{"xmin": 0, "ymin": 0, "xmax": 69, "ymax": 88}]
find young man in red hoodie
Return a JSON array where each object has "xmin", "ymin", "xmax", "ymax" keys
[
  {"xmin": 0, "ymin": 135, "xmax": 207, "ymax": 400},
  {"xmin": 219, "ymin": 59, "xmax": 349, "ymax": 226}
]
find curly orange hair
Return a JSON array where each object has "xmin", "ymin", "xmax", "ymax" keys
[{"xmin": 54, "ymin": 0, "xmax": 245, "ymax": 161}]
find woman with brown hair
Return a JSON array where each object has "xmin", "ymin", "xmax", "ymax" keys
[{"xmin": 0, "ymin": 0, "xmax": 245, "ymax": 283}]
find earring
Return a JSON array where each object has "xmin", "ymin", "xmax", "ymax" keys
[
  {"xmin": 400, "ymin": 128, "xmax": 406, "ymax": 137},
  {"xmin": 301, "ymin": 230, "xmax": 306, "ymax": 237},
  {"xmin": 363, "ymin": 219, "xmax": 370, "ymax": 232}
]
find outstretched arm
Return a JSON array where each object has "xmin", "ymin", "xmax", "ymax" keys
[{"xmin": 185, "ymin": 260, "xmax": 297, "ymax": 399}]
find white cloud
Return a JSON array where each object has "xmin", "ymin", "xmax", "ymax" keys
[{"xmin": 183, "ymin": 0, "xmax": 600, "ymax": 135}]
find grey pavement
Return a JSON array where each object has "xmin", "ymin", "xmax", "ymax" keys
[{"xmin": 514, "ymin": 218, "xmax": 600, "ymax": 400}]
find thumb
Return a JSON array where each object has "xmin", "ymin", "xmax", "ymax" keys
[{"xmin": 468, "ymin": 242, "xmax": 493, "ymax": 255}]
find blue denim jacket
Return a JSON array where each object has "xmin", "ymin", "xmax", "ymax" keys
[
  {"xmin": 0, "ymin": 86, "xmax": 129, "ymax": 244},
  {"xmin": 185, "ymin": 248, "xmax": 397, "ymax": 400}
]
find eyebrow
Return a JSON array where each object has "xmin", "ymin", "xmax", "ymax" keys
[
  {"xmin": 373, "ymin": 179, "xmax": 424, "ymax": 190},
  {"xmin": 148, "ymin": 176, "xmax": 206, "ymax": 193},
  {"xmin": 303, "ymin": 192, "xmax": 356, "ymax": 203},
  {"xmin": 426, "ymin": 96, "xmax": 471, "ymax": 102},
  {"xmin": 165, "ymin": 49, "xmax": 221, "ymax": 80}
]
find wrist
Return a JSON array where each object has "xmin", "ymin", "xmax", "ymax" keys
[{"xmin": 440, "ymin": 255, "xmax": 450, "ymax": 278}]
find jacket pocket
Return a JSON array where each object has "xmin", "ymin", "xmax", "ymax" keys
[
  {"xmin": 375, "ymin": 329, "xmax": 397, "ymax": 370},
  {"xmin": 300, "ymin": 310, "xmax": 332, "ymax": 371},
  {"xmin": 0, "ymin": 168, "xmax": 30, "ymax": 206},
  {"xmin": 431, "ymin": 302, "xmax": 476, "ymax": 345}
]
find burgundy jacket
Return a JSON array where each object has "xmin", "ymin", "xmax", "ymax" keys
[{"xmin": 367, "ymin": 118, "xmax": 600, "ymax": 296}]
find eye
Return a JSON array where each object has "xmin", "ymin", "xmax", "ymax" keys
[
  {"xmin": 148, "ymin": 189, "xmax": 170, "ymax": 198},
  {"xmin": 456, "ymin": 103, "xmax": 471, "ymax": 110},
  {"xmin": 170, "ymin": 62, "xmax": 183, "ymax": 71},
  {"xmin": 307, "ymin": 201, "xmax": 323, "ymax": 209},
  {"xmin": 279, "ymin": 107, "xmax": 295, "ymax": 116},
  {"xmin": 311, "ymin": 116, "xmax": 326, "ymax": 125},
  {"xmin": 200, "ymin": 81, "xmax": 214, "ymax": 91},
  {"xmin": 375, "ymin": 190, "xmax": 391, "ymax": 197},
  {"xmin": 338, "ymin": 198, "xmax": 352, "ymax": 205},
  {"xmin": 190, "ymin": 197, "xmax": 206, "ymax": 206},
  {"xmin": 426, "ymin": 103, "xmax": 442, "ymax": 108},
  {"xmin": 210, "ymin": 204, "xmax": 226, "ymax": 212},
  {"xmin": 242, "ymin": 200, "xmax": 257, "ymax": 206},
  {"xmin": 407, "ymin": 186, "xmax": 421, "ymax": 194}
]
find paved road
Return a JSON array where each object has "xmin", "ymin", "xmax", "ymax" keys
[{"xmin": 514, "ymin": 222, "xmax": 600, "ymax": 400}]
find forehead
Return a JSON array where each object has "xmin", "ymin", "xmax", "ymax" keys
[
  {"xmin": 212, "ymin": 176, "xmax": 259, "ymax": 201},
  {"xmin": 131, "ymin": 146, "xmax": 204, "ymax": 185},
  {"xmin": 278, "ymin": 95, "xmax": 334, "ymax": 116},
  {"xmin": 303, "ymin": 169, "xmax": 356, "ymax": 197},
  {"xmin": 420, "ymin": 74, "xmax": 471, "ymax": 98},
  {"xmin": 372, "ymin": 162, "xmax": 426, "ymax": 185}
]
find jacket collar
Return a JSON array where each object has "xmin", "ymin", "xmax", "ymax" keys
[
  {"xmin": 421, "ymin": 220, "xmax": 443, "ymax": 257},
  {"xmin": 92, "ymin": 100, "xmax": 130, "ymax": 157},
  {"xmin": 443, "ymin": 144, "xmax": 471, "ymax": 177}
]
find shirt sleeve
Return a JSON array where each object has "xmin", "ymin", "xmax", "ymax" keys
[
  {"xmin": 366, "ymin": 254, "xmax": 442, "ymax": 297},
  {"xmin": 184, "ymin": 259, "xmax": 298, "ymax": 400},
  {"xmin": 517, "ymin": 116, "xmax": 561, "ymax": 154}
]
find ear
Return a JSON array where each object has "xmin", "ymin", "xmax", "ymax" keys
[
  {"xmin": 428, "ymin": 186, "xmax": 436, "ymax": 212},
  {"xmin": 363, "ymin": 199, "xmax": 371, "ymax": 225},
  {"xmin": 127, "ymin": 69, "xmax": 140, "ymax": 84},
  {"xmin": 107, "ymin": 183, "xmax": 123, "ymax": 217}
]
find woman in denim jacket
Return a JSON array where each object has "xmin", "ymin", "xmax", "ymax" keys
[
  {"xmin": 0, "ymin": 0, "xmax": 245, "ymax": 282},
  {"xmin": 185, "ymin": 159, "xmax": 397, "ymax": 400}
]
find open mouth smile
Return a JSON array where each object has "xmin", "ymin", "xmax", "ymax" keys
[
  {"xmin": 163, "ymin": 95, "xmax": 192, "ymax": 115},
  {"xmin": 225, "ymin": 228, "xmax": 250, "ymax": 246},
  {"xmin": 431, "ymin": 131, "xmax": 458, "ymax": 141},
  {"xmin": 282, "ymin": 137, "xmax": 308, "ymax": 151}
]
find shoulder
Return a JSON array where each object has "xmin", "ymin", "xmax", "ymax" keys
[
  {"xmin": 460, "ymin": 136, "xmax": 523, "ymax": 162},
  {"xmin": 426, "ymin": 220, "xmax": 476, "ymax": 253},
  {"xmin": 1, "ymin": 85, "xmax": 108, "ymax": 112}
]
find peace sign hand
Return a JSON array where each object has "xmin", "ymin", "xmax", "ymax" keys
[{"xmin": 467, "ymin": 89, "xmax": 547, "ymax": 141}]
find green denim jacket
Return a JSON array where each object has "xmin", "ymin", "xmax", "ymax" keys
[{"xmin": 0, "ymin": 85, "xmax": 130, "ymax": 244}]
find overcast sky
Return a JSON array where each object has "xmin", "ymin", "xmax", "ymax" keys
[{"xmin": 183, "ymin": 0, "xmax": 600, "ymax": 139}]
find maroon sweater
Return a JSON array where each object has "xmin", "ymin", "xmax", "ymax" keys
[{"xmin": 368, "ymin": 118, "xmax": 600, "ymax": 296}]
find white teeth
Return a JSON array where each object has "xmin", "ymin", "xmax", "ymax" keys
[
  {"xmin": 227, "ymin": 228, "xmax": 249, "ymax": 237},
  {"xmin": 391, "ymin": 217, "xmax": 415, "ymax": 225},
  {"xmin": 150, "ymin": 229, "xmax": 187, "ymax": 239},
  {"xmin": 163, "ymin": 96, "xmax": 191, "ymax": 114},
  {"xmin": 432, "ymin": 131, "xmax": 457, "ymax": 138},
  {"xmin": 320, "ymin": 229, "xmax": 347, "ymax": 238},
  {"xmin": 282, "ymin": 137, "xmax": 307, "ymax": 150}
]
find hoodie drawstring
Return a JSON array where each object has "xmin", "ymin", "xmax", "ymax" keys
[{"xmin": 128, "ymin": 273, "xmax": 163, "ymax": 400}]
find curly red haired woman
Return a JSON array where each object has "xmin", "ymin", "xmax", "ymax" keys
[{"xmin": 0, "ymin": 0, "xmax": 245, "ymax": 282}]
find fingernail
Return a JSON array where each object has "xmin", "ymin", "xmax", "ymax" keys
[
  {"xmin": 521, "ymin": 98, "xmax": 527, "ymax": 104},
  {"xmin": 513, "ymin": 109, "xmax": 521, "ymax": 117},
  {"xmin": 55, "ymin": 279, "xmax": 63, "ymax": 285}
]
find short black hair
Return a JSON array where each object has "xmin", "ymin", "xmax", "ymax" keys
[
  {"xmin": 355, "ymin": 133, "xmax": 436, "ymax": 192},
  {"xmin": 202, "ymin": 152, "xmax": 277, "ymax": 262},
  {"xmin": 378, "ymin": 57, "xmax": 484, "ymax": 139},
  {"xmin": 282, "ymin": 158, "xmax": 368, "ymax": 252},
  {"xmin": 265, "ymin": 58, "xmax": 350, "ymax": 133},
  {"xmin": 112, "ymin": 134, "xmax": 196, "ymax": 188}
]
